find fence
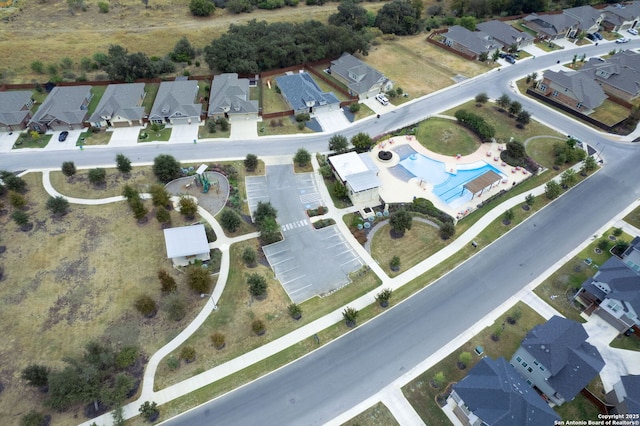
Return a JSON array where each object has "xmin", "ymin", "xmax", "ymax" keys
[
  {"xmin": 0, "ymin": 75, "xmax": 213, "ymax": 92},
  {"xmin": 580, "ymin": 388, "xmax": 613, "ymax": 415},
  {"xmin": 426, "ymin": 30, "xmax": 477, "ymax": 61}
]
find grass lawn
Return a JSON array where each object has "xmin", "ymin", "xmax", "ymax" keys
[
  {"xmin": 352, "ymin": 102, "xmax": 375, "ymax": 121},
  {"xmin": 555, "ymin": 392, "xmax": 602, "ymax": 421},
  {"xmin": 590, "ymin": 100, "xmax": 630, "ymax": 127},
  {"xmin": 0, "ymin": 172, "xmax": 205, "ymax": 424},
  {"xmin": 610, "ymin": 333, "xmax": 640, "ymax": 351},
  {"xmin": 535, "ymin": 41, "xmax": 564, "ymax": 52},
  {"xmin": 442, "ymin": 100, "xmax": 565, "ymax": 144},
  {"xmin": 525, "ymin": 137, "xmax": 567, "ymax": 168},
  {"xmin": 294, "ymin": 162, "xmax": 313, "ymax": 173},
  {"xmin": 402, "ymin": 302, "xmax": 546, "ymax": 425},
  {"xmin": 623, "ymin": 205, "xmax": 640, "ymax": 229},
  {"xmin": 142, "ymin": 83, "xmax": 160, "ymax": 113},
  {"xmin": 87, "ymin": 85, "xmax": 107, "ymax": 116},
  {"xmin": 415, "ymin": 117, "xmax": 481, "ymax": 156},
  {"xmin": 511, "ymin": 21, "xmax": 538, "ymax": 37},
  {"xmin": 370, "ymin": 219, "xmax": 447, "ymax": 277},
  {"xmin": 261, "ymin": 76, "xmax": 292, "ymax": 114},
  {"xmin": 139, "ymin": 127, "xmax": 172, "ymax": 142},
  {"xmin": 198, "ymin": 121, "xmax": 231, "ymax": 139},
  {"xmin": 12, "ymin": 132, "xmax": 52, "ymax": 149},
  {"xmin": 342, "ymin": 402, "xmax": 399, "ymax": 426},
  {"xmin": 77, "ymin": 129, "xmax": 112, "ymax": 146},
  {"xmin": 258, "ymin": 117, "xmax": 315, "ymax": 136},
  {"xmin": 49, "ymin": 166, "xmax": 159, "ymax": 199}
]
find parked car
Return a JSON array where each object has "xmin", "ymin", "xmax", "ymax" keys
[
  {"xmin": 58, "ymin": 131, "xmax": 69, "ymax": 142},
  {"xmin": 586, "ymin": 33, "xmax": 597, "ymax": 41},
  {"xmin": 375, "ymin": 94, "xmax": 389, "ymax": 106},
  {"xmin": 504, "ymin": 55, "xmax": 516, "ymax": 64},
  {"xmin": 628, "ymin": 28, "xmax": 638, "ymax": 35},
  {"xmin": 616, "ymin": 37, "xmax": 630, "ymax": 43},
  {"xmin": 498, "ymin": 52, "xmax": 507, "ymax": 59},
  {"xmin": 594, "ymin": 32, "xmax": 603, "ymax": 40}
]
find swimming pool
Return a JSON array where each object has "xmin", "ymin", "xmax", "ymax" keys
[{"xmin": 397, "ymin": 147, "xmax": 506, "ymax": 206}]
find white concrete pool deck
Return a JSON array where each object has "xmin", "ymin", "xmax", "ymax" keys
[{"xmin": 371, "ymin": 136, "xmax": 532, "ymax": 219}]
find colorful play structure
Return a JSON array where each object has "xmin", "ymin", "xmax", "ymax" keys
[{"xmin": 194, "ymin": 164, "xmax": 219, "ymax": 194}]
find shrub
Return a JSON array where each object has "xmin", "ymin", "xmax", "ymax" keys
[
  {"xmin": 129, "ymin": 197, "xmax": 149, "ymax": 221},
  {"xmin": 211, "ymin": 332, "xmax": 226, "ymax": 349},
  {"xmin": 295, "ymin": 113, "xmax": 310, "ymax": 122},
  {"xmin": 88, "ymin": 168, "xmax": 106, "ymax": 185},
  {"xmin": 217, "ymin": 117, "xmax": 229, "ymax": 131},
  {"xmin": 153, "ymin": 154, "xmax": 181, "ymax": 183},
  {"xmin": 134, "ymin": 295, "xmax": 157, "ymax": 317},
  {"xmin": 98, "ymin": 1, "xmax": 109, "ymax": 12},
  {"xmin": 545, "ymin": 181, "xmax": 561, "ymax": 200},
  {"xmin": 389, "ymin": 210, "xmax": 412, "ymax": 237},
  {"xmin": 220, "ymin": 208, "xmax": 242, "ymax": 232},
  {"xmin": 2, "ymin": 174, "xmax": 27, "ymax": 193},
  {"xmin": 475, "ymin": 92, "xmax": 488, "ymax": 104},
  {"xmin": 293, "ymin": 148, "xmax": 311, "ymax": 167},
  {"xmin": 251, "ymin": 319, "xmax": 266, "ymax": 335},
  {"xmin": 165, "ymin": 293, "xmax": 186, "ymax": 321},
  {"xmin": 454, "ymin": 109, "xmax": 495, "ymax": 141},
  {"xmin": 375, "ymin": 288, "xmax": 392, "ymax": 307},
  {"xmin": 9, "ymin": 191, "xmax": 27, "ymax": 210},
  {"xmin": 439, "ymin": 222, "xmax": 455, "ymax": 240},
  {"xmin": 61, "ymin": 161, "xmax": 77, "ymax": 177},
  {"xmin": 349, "ymin": 103, "xmax": 361, "ymax": 113},
  {"xmin": 389, "ymin": 256, "xmax": 401, "ymax": 271},
  {"xmin": 178, "ymin": 196, "xmax": 198, "ymax": 219},
  {"xmin": 244, "ymin": 153, "xmax": 258, "ymax": 172},
  {"xmin": 21, "ymin": 364, "xmax": 50, "ymax": 387},
  {"xmin": 189, "ymin": 0, "xmax": 214, "ymax": 16},
  {"xmin": 501, "ymin": 140, "xmax": 527, "ymax": 166},
  {"xmin": 158, "ymin": 269, "xmax": 177, "ymax": 293},
  {"xmin": 115, "ymin": 346, "xmax": 139, "ymax": 368},
  {"xmin": 342, "ymin": 306, "xmax": 359, "ymax": 327},
  {"xmin": 525, "ymin": 194, "xmax": 535, "ymax": 207},
  {"xmin": 115, "ymin": 153, "xmax": 132, "ymax": 174},
  {"xmin": 432, "ymin": 371, "xmax": 446, "ymax": 388},
  {"xmin": 20, "ymin": 411, "xmax": 48, "ymax": 426},
  {"xmin": 351, "ymin": 132, "xmax": 374, "ymax": 153},
  {"xmin": 155, "ymin": 206, "xmax": 171, "ymax": 226},
  {"xmin": 253, "ymin": 201, "xmax": 278, "ymax": 225},
  {"xmin": 139, "ymin": 401, "xmax": 159, "ymax": 422},
  {"xmin": 12, "ymin": 210, "xmax": 30, "ymax": 227},
  {"xmin": 149, "ymin": 184, "xmax": 171, "ymax": 208},
  {"xmin": 242, "ymin": 247, "xmax": 257, "ymax": 266},
  {"xmin": 288, "ymin": 303, "xmax": 302, "ymax": 320},
  {"xmin": 613, "ymin": 227, "xmax": 623, "ymax": 237},
  {"xmin": 46, "ymin": 196, "xmax": 70, "ymax": 216},
  {"xmin": 207, "ymin": 120, "xmax": 217, "ymax": 133},
  {"xmin": 180, "ymin": 346, "xmax": 196, "ymax": 363},
  {"xmin": 166, "ymin": 356, "xmax": 180, "ymax": 370},
  {"xmin": 122, "ymin": 184, "xmax": 138, "ymax": 201},
  {"xmin": 186, "ymin": 265, "xmax": 212, "ymax": 294},
  {"xmin": 598, "ymin": 238, "xmax": 610, "ymax": 252},
  {"xmin": 247, "ymin": 273, "xmax": 267, "ymax": 298},
  {"xmin": 459, "ymin": 352, "xmax": 472, "ymax": 366}
]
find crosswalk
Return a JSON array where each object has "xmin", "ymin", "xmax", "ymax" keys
[{"xmin": 281, "ymin": 219, "xmax": 309, "ymax": 232}]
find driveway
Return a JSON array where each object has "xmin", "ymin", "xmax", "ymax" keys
[
  {"xmin": 246, "ymin": 165, "xmax": 364, "ymax": 302},
  {"xmin": 314, "ymin": 109, "xmax": 351, "ymax": 133},
  {"xmin": 169, "ymin": 123, "xmax": 200, "ymax": 144},
  {"xmin": 0, "ymin": 132, "xmax": 20, "ymax": 153},
  {"xmin": 229, "ymin": 116, "xmax": 259, "ymax": 140},
  {"xmin": 44, "ymin": 129, "xmax": 84, "ymax": 151},
  {"xmin": 107, "ymin": 126, "xmax": 144, "ymax": 147},
  {"xmin": 362, "ymin": 97, "xmax": 395, "ymax": 115}
]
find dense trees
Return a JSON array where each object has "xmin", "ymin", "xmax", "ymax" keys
[
  {"xmin": 204, "ymin": 20, "xmax": 369, "ymax": 74},
  {"xmin": 351, "ymin": 132, "xmax": 374, "ymax": 153},
  {"xmin": 153, "ymin": 155, "xmax": 181, "ymax": 184},
  {"xmin": 253, "ymin": 201, "xmax": 281, "ymax": 244},
  {"xmin": 328, "ymin": 1, "xmax": 369, "ymax": 31},
  {"xmin": 374, "ymin": 0, "xmax": 422, "ymax": 35},
  {"xmin": 104, "ymin": 45, "xmax": 174, "ymax": 82},
  {"xmin": 328, "ymin": 134, "xmax": 349, "ymax": 154},
  {"xmin": 454, "ymin": 109, "xmax": 495, "ymax": 141},
  {"xmin": 220, "ymin": 208, "xmax": 242, "ymax": 233}
]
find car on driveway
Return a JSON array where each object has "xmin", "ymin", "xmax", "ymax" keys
[
  {"xmin": 504, "ymin": 55, "xmax": 516, "ymax": 64},
  {"xmin": 586, "ymin": 33, "xmax": 597, "ymax": 41},
  {"xmin": 375, "ymin": 94, "xmax": 389, "ymax": 106},
  {"xmin": 628, "ymin": 28, "xmax": 638, "ymax": 35},
  {"xmin": 594, "ymin": 32, "xmax": 603, "ymax": 40},
  {"xmin": 58, "ymin": 131, "xmax": 69, "ymax": 142},
  {"xmin": 616, "ymin": 37, "xmax": 630, "ymax": 43}
]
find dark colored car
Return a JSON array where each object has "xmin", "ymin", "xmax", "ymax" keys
[
  {"xmin": 586, "ymin": 33, "xmax": 597, "ymax": 41},
  {"xmin": 594, "ymin": 32, "xmax": 603, "ymax": 40},
  {"xmin": 58, "ymin": 131, "xmax": 69, "ymax": 142},
  {"xmin": 505, "ymin": 55, "xmax": 516, "ymax": 64}
]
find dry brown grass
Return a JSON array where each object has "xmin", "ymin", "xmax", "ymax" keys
[
  {"xmin": 0, "ymin": 172, "xmax": 207, "ymax": 423},
  {"xmin": 49, "ymin": 166, "xmax": 159, "ymax": 199}
]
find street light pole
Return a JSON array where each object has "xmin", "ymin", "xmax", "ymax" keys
[{"xmin": 200, "ymin": 293, "xmax": 218, "ymax": 310}]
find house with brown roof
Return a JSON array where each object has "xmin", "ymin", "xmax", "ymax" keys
[
  {"xmin": 28, "ymin": 86, "xmax": 92, "ymax": 133},
  {"xmin": 0, "ymin": 90, "xmax": 34, "ymax": 132},
  {"xmin": 535, "ymin": 69, "xmax": 607, "ymax": 114},
  {"xmin": 581, "ymin": 50, "xmax": 640, "ymax": 102}
]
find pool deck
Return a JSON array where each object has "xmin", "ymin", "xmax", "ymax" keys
[{"xmin": 371, "ymin": 136, "xmax": 532, "ymax": 220}]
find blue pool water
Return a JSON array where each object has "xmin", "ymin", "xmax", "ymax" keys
[{"xmin": 397, "ymin": 148, "xmax": 506, "ymax": 205}]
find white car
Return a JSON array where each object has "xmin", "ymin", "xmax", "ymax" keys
[
  {"xmin": 375, "ymin": 94, "xmax": 389, "ymax": 106},
  {"xmin": 628, "ymin": 28, "xmax": 639, "ymax": 35},
  {"xmin": 616, "ymin": 37, "xmax": 630, "ymax": 43}
]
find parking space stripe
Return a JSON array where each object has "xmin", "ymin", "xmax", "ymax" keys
[{"xmin": 288, "ymin": 283, "xmax": 312, "ymax": 294}]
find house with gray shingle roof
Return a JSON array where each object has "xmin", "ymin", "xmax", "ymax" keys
[
  {"xmin": 602, "ymin": 2, "xmax": 640, "ymax": 32},
  {"xmin": 607, "ymin": 375, "xmax": 640, "ymax": 415},
  {"xmin": 523, "ymin": 12, "xmax": 580, "ymax": 39},
  {"xmin": 89, "ymin": 83, "xmax": 146, "ymax": 128},
  {"xmin": 0, "ymin": 90, "xmax": 34, "ymax": 132},
  {"xmin": 275, "ymin": 72, "xmax": 340, "ymax": 114},
  {"xmin": 536, "ymin": 69, "xmax": 607, "ymax": 114},
  {"xmin": 329, "ymin": 53, "xmax": 393, "ymax": 100},
  {"xmin": 564, "ymin": 5, "xmax": 604, "ymax": 34},
  {"xmin": 208, "ymin": 73, "xmax": 258, "ymax": 120},
  {"xmin": 476, "ymin": 20, "xmax": 535, "ymax": 50},
  {"xmin": 448, "ymin": 357, "xmax": 560, "ymax": 426},
  {"xmin": 510, "ymin": 316, "xmax": 605, "ymax": 406},
  {"xmin": 149, "ymin": 79, "xmax": 201, "ymax": 126},
  {"xmin": 581, "ymin": 50, "xmax": 640, "ymax": 102},
  {"xmin": 442, "ymin": 25, "xmax": 503, "ymax": 60},
  {"xmin": 28, "ymin": 85, "xmax": 92, "ymax": 133},
  {"xmin": 575, "ymin": 253, "xmax": 640, "ymax": 332}
]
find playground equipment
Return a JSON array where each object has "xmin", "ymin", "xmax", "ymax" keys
[{"xmin": 195, "ymin": 164, "xmax": 210, "ymax": 193}]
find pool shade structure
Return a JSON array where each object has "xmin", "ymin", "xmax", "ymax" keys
[{"xmin": 463, "ymin": 170, "xmax": 502, "ymax": 199}]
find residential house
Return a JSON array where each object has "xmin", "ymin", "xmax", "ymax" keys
[
  {"xmin": 89, "ymin": 83, "xmax": 146, "ymax": 128},
  {"xmin": 275, "ymin": 72, "xmax": 340, "ymax": 114},
  {"xmin": 0, "ymin": 90, "xmax": 34, "ymax": 132},
  {"xmin": 448, "ymin": 357, "xmax": 561, "ymax": 426},
  {"xmin": 28, "ymin": 85, "xmax": 92, "ymax": 133},
  {"xmin": 476, "ymin": 20, "xmax": 535, "ymax": 50},
  {"xmin": 563, "ymin": 5, "xmax": 604, "ymax": 35},
  {"xmin": 149, "ymin": 79, "xmax": 201, "ymax": 125},
  {"xmin": 510, "ymin": 316, "xmax": 605, "ymax": 406},
  {"xmin": 581, "ymin": 50, "xmax": 640, "ymax": 102},
  {"xmin": 163, "ymin": 224, "xmax": 211, "ymax": 267},
  {"xmin": 442, "ymin": 25, "xmax": 503, "ymax": 60},
  {"xmin": 523, "ymin": 12, "xmax": 580, "ymax": 39},
  {"xmin": 607, "ymin": 375, "xmax": 640, "ymax": 414},
  {"xmin": 622, "ymin": 235, "xmax": 640, "ymax": 270},
  {"xmin": 536, "ymin": 69, "xmax": 607, "ymax": 114},
  {"xmin": 602, "ymin": 2, "xmax": 640, "ymax": 32},
  {"xmin": 208, "ymin": 73, "xmax": 259, "ymax": 120},
  {"xmin": 329, "ymin": 53, "xmax": 393, "ymax": 100},
  {"xmin": 575, "ymin": 254, "xmax": 640, "ymax": 332},
  {"xmin": 328, "ymin": 151, "xmax": 380, "ymax": 207}
]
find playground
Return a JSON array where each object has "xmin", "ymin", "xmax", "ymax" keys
[{"xmin": 165, "ymin": 165, "xmax": 230, "ymax": 217}]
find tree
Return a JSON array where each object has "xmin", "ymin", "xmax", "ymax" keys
[
  {"xmin": 244, "ymin": 153, "xmax": 258, "ymax": 172},
  {"xmin": 440, "ymin": 222, "xmax": 455, "ymax": 240},
  {"xmin": 186, "ymin": 265, "xmax": 212, "ymax": 294},
  {"xmin": 3, "ymin": 174, "xmax": 27, "ymax": 193},
  {"xmin": 122, "ymin": 184, "xmax": 138, "ymax": 201},
  {"xmin": 153, "ymin": 154, "xmax": 181, "ymax": 184},
  {"xmin": 189, "ymin": 0, "xmax": 215, "ymax": 16},
  {"xmin": 581, "ymin": 155, "xmax": 597, "ymax": 174},
  {"xmin": 561, "ymin": 168, "xmax": 577, "ymax": 188},
  {"xmin": 155, "ymin": 206, "xmax": 171, "ymax": 226},
  {"xmin": 149, "ymin": 184, "xmax": 171, "ymax": 208},
  {"xmin": 545, "ymin": 180, "xmax": 562, "ymax": 199},
  {"xmin": 253, "ymin": 201, "xmax": 278, "ymax": 225},
  {"xmin": 491, "ymin": 49, "xmax": 500, "ymax": 62},
  {"xmin": 211, "ymin": 332, "xmax": 226, "ymax": 349},
  {"xmin": 46, "ymin": 196, "xmax": 70, "ymax": 216},
  {"xmin": 21, "ymin": 364, "xmax": 50, "ymax": 388},
  {"xmin": 288, "ymin": 303, "xmax": 302, "ymax": 320},
  {"xmin": 328, "ymin": 134, "xmax": 349, "ymax": 154},
  {"xmin": 475, "ymin": 92, "xmax": 489, "ymax": 105},
  {"xmin": 375, "ymin": 288, "xmax": 393, "ymax": 307},
  {"xmin": 61, "ymin": 161, "xmax": 77, "ymax": 177},
  {"xmin": 389, "ymin": 255, "xmax": 401, "ymax": 271},
  {"xmin": 458, "ymin": 352, "xmax": 472, "ymax": 369},
  {"xmin": 496, "ymin": 93, "xmax": 511, "ymax": 111},
  {"xmin": 158, "ymin": 269, "xmax": 177, "ymax": 293},
  {"xmin": 293, "ymin": 148, "xmax": 311, "ymax": 167},
  {"xmin": 226, "ymin": 0, "xmax": 253, "ymax": 13},
  {"xmin": 217, "ymin": 117, "xmax": 229, "ymax": 131},
  {"xmin": 180, "ymin": 346, "xmax": 196, "ymax": 362},
  {"xmin": 525, "ymin": 193, "xmax": 535, "ymax": 207},
  {"xmin": 129, "ymin": 197, "xmax": 148, "ymax": 221},
  {"xmin": 171, "ymin": 37, "xmax": 196, "ymax": 63},
  {"xmin": 45, "ymin": 366, "xmax": 86, "ymax": 411},
  {"xmin": 252, "ymin": 319, "xmax": 266, "ymax": 335},
  {"xmin": 134, "ymin": 295, "xmax": 157, "ymax": 317},
  {"xmin": 342, "ymin": 306, "xmax": 359, "ymax": 327},
  {"xmin": 328, "ymin": 0, "xmax": 369, "ymax": 31},
  {"xmin": 88, "ymin": 168, "xmax": 106, "ymax": 185},
  {"xmin": 220, "ymin": 208, "xmax": 242, "ymax": 233},
  {"xmin": 331, "ymin": 180, "xmax": 349, "ymax": 200},
  {"xmin": 503, "ymin": 208, "xmax": 514, "ymax": 225},
  {"xmin": 351, "ymin": 132, "xmax": 373, "ymax": 153},
  {"xmin": 242, "ymin": 247, "xmax": 257, "ymax": 266},
  {"xmin": 389, "ymin": 210, "xmax": 413, "ymax": 237},
  {"xmin": 139, "ymin": 401, "xmax": 160, "ymax": 422},
  {"xmin": 459, "ymin": 15, "xmax": 477, "ymax": 31},
  {"xmin": 10, "ymin": 191, "xmax": 27, "ymax": 209},
  {"xmin": 178, "ymin": 196, "xmax": 198, "ymax": 220},
  {"xmin": 12, "ymin": 210, "xmax": 30, "ymax": 228},
  {"xmin": 247, "ymin": 273, "xmax": 268, "ymax": 298},
  {"xmin": 508, "ymin": 100, "xmax": 522, "ymax": 116},
  {"xmin": 258, "ymin": 215, "xmax": 281, "ymax": 244},
  {"xmin": 115, "ymin": 154, "xmax": 132, "ymax": 174},
  {"xmin": 516, "ymin": 110, "xmax": 531, "ymax": 127},
  {"xmin": 164, "ymin": 293, "xmax": 186, "ymax": 321},
  {"xmin": 375, "ymin": 0, "xmax": 421, "ymax": 35}
]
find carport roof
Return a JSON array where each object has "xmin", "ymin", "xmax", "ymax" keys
[
  {"xmin": 163, "ymin": 224, "xmax": 210, "ymax": 258},
  {"xmin": 464, "ymin": 170, "xmax": 502, "ymax": 194}
]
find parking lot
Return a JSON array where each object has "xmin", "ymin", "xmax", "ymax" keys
[{"xmin": 246, "ymin": 165, "xmax": 364, "ymax": 303}]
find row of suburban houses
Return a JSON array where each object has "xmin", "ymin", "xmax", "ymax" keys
[{"xmin": 0, "ymin": 53, "xmax": 391, "ymax": 134}]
